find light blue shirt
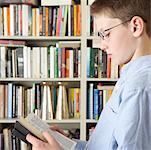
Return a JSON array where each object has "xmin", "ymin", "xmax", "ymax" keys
[{"xmin": 76, "ymin": 55, "xmax": 151, "ymax": 150}]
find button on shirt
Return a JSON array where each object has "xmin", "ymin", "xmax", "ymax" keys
[{"xmin": 75, "ymin": 55, "xmax": 151, "ymax": 150}]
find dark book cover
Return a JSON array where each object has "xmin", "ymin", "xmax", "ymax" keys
[
  {"xmin": 12, "ymin": 121, "xmax": 33, "ymax": 145},
  {"xmin": 6, "ymin": 48, "xmax": 13, "ymax": 78},
  {"xmin": 16, "ymin": 47, "xmax": 24, "ymax": 78}
]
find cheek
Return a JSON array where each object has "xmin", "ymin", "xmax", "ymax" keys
[{"xmin": 109, "ymin": 33, "xmax": 135, "ymax": 64}]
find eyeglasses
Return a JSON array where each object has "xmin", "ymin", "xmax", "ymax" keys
[{"xmin": 98, "ymin": 19, "xmax": 130, "ymax": 40}]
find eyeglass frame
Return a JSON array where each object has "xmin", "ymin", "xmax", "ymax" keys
[{"xmin": 98, "ymin": 19, "xmax": 131, "ymax": 40}]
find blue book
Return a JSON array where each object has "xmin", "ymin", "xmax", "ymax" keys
[{"xmin": 93, "ymin": 89, "xmax": 99, "ymax": 120}]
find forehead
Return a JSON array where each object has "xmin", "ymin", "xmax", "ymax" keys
[{"xmin": 94, "ymin": 14, "xmax": 121, "ymax": 30}]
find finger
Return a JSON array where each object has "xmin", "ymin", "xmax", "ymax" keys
[
  {"xmin": 26, "ymin": 134, "xmax": 44, "ymax": 147},
  {"xmin": 50, "ymin": 125, "xmax": 68, "ymax": 137},
  {"xmin": 50, "ymin": 124, "xmax": 59, "ymax": 131},
  {"xmin": 42, "ymin": 131, "xmax": 58, "ymax": 145}
]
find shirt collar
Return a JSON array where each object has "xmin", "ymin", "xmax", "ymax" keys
[{"xmin": 120, "ymin": 55, "xmax": 151, "ymax": 78}]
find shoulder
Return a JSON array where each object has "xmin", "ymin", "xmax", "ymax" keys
[{"xmin": 123, "ymin": 67, "xmax": 151, "ymax": 92}]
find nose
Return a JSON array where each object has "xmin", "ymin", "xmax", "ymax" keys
[{"xmin": 100, "ymin": 40, "xmax": 108, "ymax": 52}]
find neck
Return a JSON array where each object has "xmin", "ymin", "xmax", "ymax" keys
[{"xmin": 132, "ymin": 35, "xmax": 151, "ymax": 60}]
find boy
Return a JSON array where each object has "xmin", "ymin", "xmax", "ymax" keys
[{"xmin": 26, "ymin": 0, "xmax": 151, "ymax": 149}]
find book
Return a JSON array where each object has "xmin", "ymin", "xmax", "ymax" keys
[
  {"xmin": 88, "ymin": 0, "xmax": 95, "ymax": 5},
  {"xmin": 0, "ymin": 0, "xmax": 39, "ymax": 6},
  {"xmin": 41, "ymin": 0, "xmax": 75, "ymax": 6},
  {"xmin": 12, "ymin": 113, "xmax": 77, "ymax": 150}
]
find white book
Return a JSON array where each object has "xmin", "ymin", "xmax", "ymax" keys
[
  {"xmin": 41, "ymin": 0, "xmax": 74, "ymax": 6},
  {"xmin": 8, "ymin": 83, "xmax": 13, "ymax": 118},
  {"xmin": 0, "ymin": 47, "xmax": 6, "ymax": 78},
  {"xmin": 42, "ymin": 85, "xmax": 47, "ymax": 120},
  {"xmin": 56, "ymin": 85, "xmax": 63, "ymax": 120},
  {"xmin": 17, "ymin": 86, "xmax": 23, "ymax": 117},
  {"xmin": 103, "ymin": 90, "xmax": 107, "ymax": 108},
  {"xmin": 27, "ymin": 47, "xmax": 31, "ymax": 78},
  {"xmin": 36, "ymin": 47, "xmax": 40, "ymax": 78},
  {"xmin": 40, "ymin": 47, "xmax": 48, "ymax": 78},
  {"xmin": 47, "ymin": 86, "xmax": 53, "ymax": 119},
  {"xmin": 86, "ymin": 5, "xmax": 90, "ymax": 36},
  {"xmin": 23, "ymin": 46, "xmax": 28, "ymax": 78},
  {"xmin": 31, "ymin": 85, "xmax": 35, "ymax": 113},
  {"xmin": 32, "ymin": 47, "xmax": 40, "ymax": 78},
  {"xmin": 32, "ymin": 47, "xmax": 36, "ymax": 78},
  {"xmin": 18, "ymin": 5, "xmax": 22, "ymax": 36},
  {"xmin": 22, "ymin": 5, "xmax": 29, "ymax": 36},
  {"xmin": 50, "ymin": 46, "xmax": 55, "ymax": 78},
  {"xmin": 10, "ymin": 5, "xmax": 15, "ymax": 36},
  {"xmin": 89, "ymin": 83, "xmax": 94, "ymax": 119},
  {"xmin": 27, "ymin": 89, "xmax": 31, "ymax": 114}
]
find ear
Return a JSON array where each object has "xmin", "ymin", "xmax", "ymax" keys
[{"xmin": 130, "ymin": 16, "xmax": 144, "ymax": 37}]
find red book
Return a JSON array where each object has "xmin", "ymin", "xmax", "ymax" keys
[
  {"xmin": 107, "ymin": 54, "xmax": 112, "ymax": 78},
  {"xmin": 65, "ymin": 49, "xmax": 70, "ymax": 77}
]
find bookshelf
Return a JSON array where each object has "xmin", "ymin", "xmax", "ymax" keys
[{"xmin": 0, "ymin": 0, "xmax": 118, "ymax": 145}]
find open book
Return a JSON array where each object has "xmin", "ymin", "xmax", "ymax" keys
[{"xmin": 12, "ymin": 113, "xmax": 77, "ymax": 150}]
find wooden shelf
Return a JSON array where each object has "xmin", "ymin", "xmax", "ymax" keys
[
  {"xmin": 87, "ymin": 78, "xmax": 118, "ymax": 82},
  {"xmin": 0, "ymin": 119, "xmax": 80, "ymax": 124},
  {"xmin": 0, "ymin": 36, "xmax": 81, "ymax": 41},
  {"xmin": 0, "ymin": 78, "xmax": 81, "ymax": 82}
]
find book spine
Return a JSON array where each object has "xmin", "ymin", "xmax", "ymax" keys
[
  {"xmin": 76, "ymin": 5, "xmax": 81, "ymax": 36},
  {"xmin": 61, "ymin": 47, "xmax": 66, "ymax": 78},
  {"xmin": 45, "ymin": 7, "xmax": 49, "ymax": 36},
  {"xmin": 56, "ymin": 85, "xmax": 63, "ymax": 120},
  {"xmin": 0, "ymin": 8, "xmax": 3, "ymax": 36},
  {"xmin": 54, "ymin": 46, "xmax": 58, "ymax": 78},
  {"xmin": 48, "ymin": 7, "xmax": 53, "ymax": 36},
  {"xmin": 65, "ymin": 49, "xmax": 70, "ymax": 77},
  {"xmin": 93, "ymin": 89, "xmax": 99, "ymax": 120},
  {"xmin": 88, "ymin": 83, "xmax": 94, "ymax": 119},
  {"xmin": 8, "ymin": 83, "xmax": 13, "ymax": 118},
  {"xmin": 0, "ymin": 85, "xmax": 5, "ymax": 118}
]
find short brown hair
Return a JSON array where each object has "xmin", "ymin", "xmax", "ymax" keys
[{"xmin": 91, "ymin": 0, "xmax": 151, "ymax": 37}]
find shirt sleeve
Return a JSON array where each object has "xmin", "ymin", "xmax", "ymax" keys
[
  {"xmin": 114, "ymin": 89, "xmax": 151, "ymax": 150},
  {"xmin": 72, "ymin": 139, "xmax": 87, "ymax": 150}
]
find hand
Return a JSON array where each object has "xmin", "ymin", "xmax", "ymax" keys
[
  {"xmin": 26, "ymin": 131, "xmax": 63, "ymax": 150},
  {"xmin": 50, "ymin": 124, "xmax": 69, "ymax": 137}
]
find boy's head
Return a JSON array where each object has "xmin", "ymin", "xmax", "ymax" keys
[{"xmin": 91, "ymin": 0, "xmax": 151, "ymax": 65}]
